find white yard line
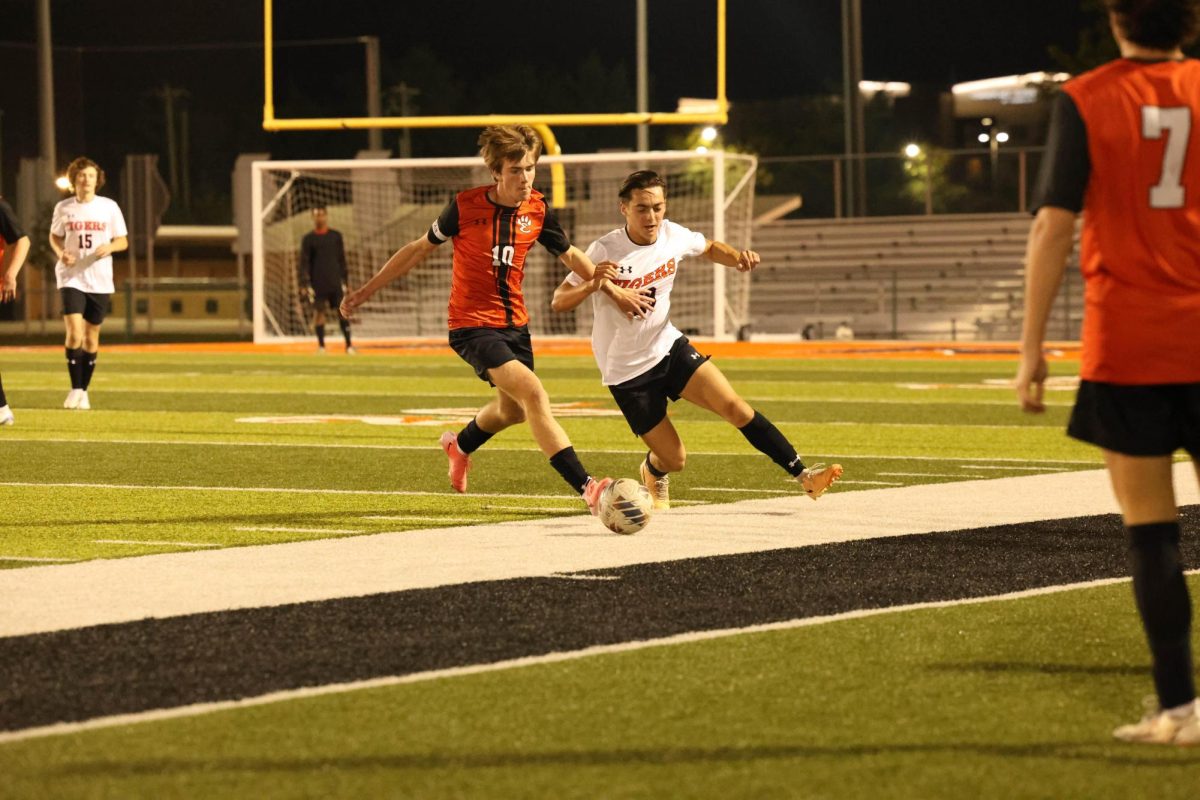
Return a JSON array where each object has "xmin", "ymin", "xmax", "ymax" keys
[
  {"xmin": 8, "ymin": 570, "xmax": 1197, "ymax": 745},
  {"xmin": 361, "ymin": 516, "xmax": 484, "ymax": 523},
  {"xmin": 94, "ymin": 540, "xmax": 222, "ymax": 548},
  {"xmin": 4, "ymin": 464, "xmax": 1197, "ymax": 640},
  {"xmin": 0, "ymin": 556, "xmax": 75, "ymax": 563},
  {"xmin": 0, "ymin": 437, "xmax": 1108, "ymax": 464},
  {"xmin": 960, "ymin": 465, "xmax": 1071, "ymax": 472},
  {"xmin": 879, "ymin": 472, "xmax": 990, "ymax": 479},
  {"xmin": 233, "ymin": 526, "xmax": 363, "ymax": 534},
  {"xmin": 0, "ymin": 481, "xmax": 586, "ymax": 500}
]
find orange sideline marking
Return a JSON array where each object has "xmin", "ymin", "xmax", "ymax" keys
[{"xmin": 1, "ymin": 339, "xmax": 1080, "ymax": 361}]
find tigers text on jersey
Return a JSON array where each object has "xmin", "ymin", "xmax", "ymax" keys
[
  {"xmin": 576, "ymin": 219, "xmax": 707, "ymax": 385},
  {"xmin": 427, "ymin": 186, "xmax": 570, "ymax": 330},
  {"xmin": 1035, "ymin": 58, "xmax": 1200, "ymax": 384},
  {"xmin": 51, "ymin": 195, "xmax": 128, "ymax": 295}
]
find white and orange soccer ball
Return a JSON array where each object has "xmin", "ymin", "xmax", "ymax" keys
[{"xmin": 598, "ymin": 478, "xmax": 653, "ymax": 535}]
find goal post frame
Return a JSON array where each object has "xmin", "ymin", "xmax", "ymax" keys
[{"xmin": 250, "ymin": 149, "xmax": 756, "ymax": 345}]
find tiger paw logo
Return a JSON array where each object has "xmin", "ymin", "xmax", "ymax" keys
[{"xmin": 516, "ymin": 214, "xmax": 533, "ymax": 234}]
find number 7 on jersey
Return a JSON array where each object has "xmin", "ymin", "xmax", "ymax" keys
[{"xmin": 1142, "ymin": 105, "xmax": 1191, "ymax": 208}]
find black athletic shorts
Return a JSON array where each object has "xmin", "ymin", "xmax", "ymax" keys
[
  {"xmin": 448, "ymin": 325, "xmax": 534, "ymax": 385},
  {"xmin": 311, "ymin": 287, "xmax": 344, "ymax": 311},
  {"xmin": 608, "ymin": 335, "xmax": 711, "ymax": 436},
  {"xmin": 60, "ymin": 287, "xmax": 111, "ymax": 325},
  {"xmin": 1068, "ymin": 380, "xmax": 1200, "ymax": 458}
]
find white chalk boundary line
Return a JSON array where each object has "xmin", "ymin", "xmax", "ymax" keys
[
  {"xmin": 233, "ymin": 526, "xmax": 364, "ymax": 535},
  {"xmin": 361, "ymin": 515, "xmax": 485, "ymax": 523},
  {"xmin": 94, "ymin": 540, "xmax": 222, "ymax": 549},
  {"xmin": 0, "ymin": 556, "xmax": 74, "ymax": 563},
  {"xmin": 4, "ymin": 571, "xmax": 1186, "ymax": 746},
  {"xmin": 0, "ymin": 437, "xmax": 1108, "ymax": 464},
  {"xmin": 0, "ymin": 481, "xmax": 592, "ymax": 501}
]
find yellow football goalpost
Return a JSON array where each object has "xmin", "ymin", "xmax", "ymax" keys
[{"xmin": 261, "ymin": 0, "xmax": 728, "ymax": 134}]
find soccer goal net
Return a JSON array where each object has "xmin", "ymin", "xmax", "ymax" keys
[{"xmin": 251, "ymin": 150, "xmax": 756, "ymax": 343}]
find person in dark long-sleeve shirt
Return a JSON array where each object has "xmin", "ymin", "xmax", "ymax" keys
[{"xmin": 299, "ymin": 206, "xmax": 354, "ymax": 353}]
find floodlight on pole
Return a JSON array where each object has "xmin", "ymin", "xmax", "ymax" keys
[
  {"xmin": 903, "ymin": 143, "xmax": 921, "ymax": 159},
  {"xmin": 700, "ymin": 126, "xmax": 719, "ymax": 143},
  {"xmin": 55, "ymin": 175, "xmax": 70, "ymax": 191},
  {"xmin": 978, "ymin": 133, "xmax": 990, "ymax": 143},
  {"xmin": 996, "ymin": 131, "xmax": 1010, "ymax": 143}
]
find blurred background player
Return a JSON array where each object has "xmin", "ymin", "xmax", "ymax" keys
[
  {"xmin": 342, "ymin": 125, "xmax": 651, "ymax": 518},
  {"xmin": 49, "ymin": 157, "xmax": 128, "ymax": 410},
  {"xmin": 553, "ymin": 170, "xmax": 842, "ymax": 510},
  {"xmin": 1017, "ymin": 0, "xmax": 1200, "ymax": 745},
  {"xmin": 0, "ymin": 195, "xmax": 31, "ymax": 425},
  {"xmin": 299, "ymin": 205, "xmax": 354, "ymax": 354}
]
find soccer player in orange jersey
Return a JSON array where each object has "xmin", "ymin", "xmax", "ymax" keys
[
  {"xmin": 1018, "ymin": 0, "xmax": 1200, "ymax": 745},
  {"xmin": 342, "ymin": 126, "xmax": 652, "ymax": 519}
]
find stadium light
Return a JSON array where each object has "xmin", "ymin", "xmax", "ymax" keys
[
  {"xmin": 978, "ymin": 133, "xmax": 990, "ymax": 144},
  {"xmin": 995, "ymin": 131, "xmax": 1010, "ymax": 143},
  {"xmin": 55, "ymin": 175, "xmax": 70, "ymax": 191},
  {"xmin": 695, "ymin": 145, "xmax": 709, "ymax": 154},
  {"xmin": 903, "ymin": 143, "xmax": 921, "ymax": 159},
  {"xmin": 700, "ymin": 126, "xmax": 719, "ymax": 143}
]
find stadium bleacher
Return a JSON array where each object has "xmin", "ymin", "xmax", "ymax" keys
[{"xmin": 749, "ymin": 213, "xmax": 1084, "ymax": 341}]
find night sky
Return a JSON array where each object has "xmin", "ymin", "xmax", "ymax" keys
[{"xmin": 0, "ymin": 0, "xmax": 1091, "ymax": 218}]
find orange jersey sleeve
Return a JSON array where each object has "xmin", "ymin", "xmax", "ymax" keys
[{"xmin": 1060, "ymin": 59, "xmax": 1200, "ymax": 383}]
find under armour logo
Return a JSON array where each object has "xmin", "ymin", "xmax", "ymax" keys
[
  {"xmin": 690, "ymin": 352, "xmax": 700, "ymax": 360},
  {"xmin": 618, "ymin": 264, "xmax": 635, "ymax": 275},
  {"xmin": 788, "ymin": 456, "xmax": 801, "ymax": 468}
]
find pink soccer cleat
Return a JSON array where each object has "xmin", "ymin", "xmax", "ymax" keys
[
  {"xmin": 583, "ymin": 476, "xmax": 613, "ymax": 516},
  {"xmin": 440, "ymin": 431, "xmax": 472, "ymax": 493}
]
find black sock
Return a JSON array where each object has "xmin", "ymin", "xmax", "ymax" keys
[
  {"xmin": 456, "ymin": 418, "xmax": 495, "ymax": 455},
  {"xmin": 81, "ymin": 352, "xmax": 97, "ymax": 390},
  {"xmin": 549, "ymin": 446, "xmax": 591, "ymax": 494},
  {"xmin": 66, "ymin": 347, "xmax": 84, "ymax": 390},
  {"xmin": 316, "ymin": 325, "xmax": 326, "ymax": 347},
  {"xmin": 340, "ymin": 317, "xmax": 352, "ymax": 346},
  {"xmin": 1128, "ymin": 522, "xmax": 1195, "ymax": 709},
  {"xmin": 644, "ymin": 452, "xmax": 668, "ymax": 478},
  {"xmin": 0, "ymin": 373, "xmax": 7, "ymax": 407},
  {"xmin": 738, "ymin": 410, "xmax": 805, "ymax": 477}
]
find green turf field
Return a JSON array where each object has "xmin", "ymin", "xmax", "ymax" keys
[
  {"xmin": 0, "ymin": 349, "xmax": 1101, "ymax": 565},
  {"xmin": 3, "ymin": 347, "xmax": 1197, "ymax": 798}
]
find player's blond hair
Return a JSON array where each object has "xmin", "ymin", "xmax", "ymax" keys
[
  {"xmin": 66, "ymin": 157, "xmax": 105, "ymax": 191},
  {"xmin": 477, "ymin": 126, "xmax": 542, "ymax": 176}
]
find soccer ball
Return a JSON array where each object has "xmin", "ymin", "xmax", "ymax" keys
[{"xmin": 598, "ymin": 478, "xmax": 653, "ymax": 535}]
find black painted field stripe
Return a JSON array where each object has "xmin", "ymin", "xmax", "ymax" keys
[{"xmin": 2, "ymin": 507, "xmax": 1198, "ymax": 732}]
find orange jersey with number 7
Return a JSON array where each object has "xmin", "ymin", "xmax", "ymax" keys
[
  {"xmin": 1062, "ymin": 59, "xmax": 1200, "ymax": 383},
  {"xmin": 427, "ymin": 186, "xmax": 571, "ymax": 330}
]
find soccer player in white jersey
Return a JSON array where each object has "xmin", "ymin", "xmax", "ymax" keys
[
  {"xmin": 49, "ymin": 157, "xmax": 128, "ymax": 410},
  {"xmin": 553, "ymin": 170, "xmax": 843, "ymax": 509}
]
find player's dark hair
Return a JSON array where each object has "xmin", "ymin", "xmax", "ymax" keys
[
  {"xmin": 618, "ymin": 170, "xmax": 668, "ymax": 200},
  {"xmin": 1105, "ymin": 0, "xmax": 1200, "ymax": 49},
  {"xmin": 478, "ymin": 125, "xmax": 542, "ymax": 176},
  {"xmin": 65, "ymin": 157, "xmax": 105, "ymax": 191}
]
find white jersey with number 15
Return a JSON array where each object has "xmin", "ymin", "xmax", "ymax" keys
[{"xmin": 52, "ymin": 195, "xmax": 128, "ymax": 294}]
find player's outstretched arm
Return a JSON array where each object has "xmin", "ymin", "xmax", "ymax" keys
[
  {"xmin": 704, "ymin": 240, "xmax": 760, "ymax": 272},
  {"xmin": 1016, "ymin": 206, "xmax": 1075, "ymax": 414},
  {"xmin": 341, "ymin": 234, "xmax": 436, "ymax": 317},
  {"xmin": 551, "ymin": 260, "xmax": 619, "ymax": 312},
  {"xmin": 0, "ymin": 235, "xmax": 30, "ymax": 303},
  {"xmin": 557, "ymin": 246, "xmax": 654, "ymax": 318}
]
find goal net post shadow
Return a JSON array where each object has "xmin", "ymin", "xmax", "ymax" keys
[{"xmin": 251, "ymin": 150, "xmax": 756, "ymax": 344}]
